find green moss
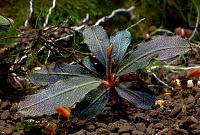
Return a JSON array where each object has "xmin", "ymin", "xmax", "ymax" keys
[
  {"xmin": 0, "ymin": 0, "xmax": 133, "ymax": 46},
  {"xmin": 15, "ymin": 121, "xmax": 39, "ymax": 132}
]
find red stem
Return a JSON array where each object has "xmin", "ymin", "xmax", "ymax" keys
[{"xmin": 106, "ymin": 44, "xmax": 114, "ymax": 83}]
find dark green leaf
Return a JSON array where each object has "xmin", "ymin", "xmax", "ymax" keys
[
  {"xmin": 18, "ymin": 76, "xmax": 101, "ymax": 116},
  {"xmin": 83, "ymin": 26, "xmax": 110, "ymax": 65},
  {"xmin": 82, "ymin": 56, "xmax": 97, "ymax": 73},
  {"xmin": 117, "ymin": 36, "xmax": 191, "ymax": 76},
  {"xmin": 110, "ymin": 30, "xmax": 131, "ymax": 63},
  {"xmin": 115, "ymin": 82, "xmax": 155, "ymax": 110},
  {"xmin": 30, "ymin": 62, "xmax": 90, "ymax": 85},
  {"xmin": 74, "ymin": 86, "xmax": 109, "ymax": 119}
]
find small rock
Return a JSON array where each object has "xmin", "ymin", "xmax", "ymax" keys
[
  {"xmin": 118, "ymin": 125, "xmax": 133, "ymax": 134},
  {"xmin": 189, "ymin": 116, "xmax": 198, "ymax": 123},
  {"xmin": 85, "ymin": 123, "xmax": 96, "ymax": 132},
  {"xmin": 1, "ymin": 126, "xmax": 13, "ymax": 135},
  {"xmin": 0, "ymin": 110, "xmax": 10, "ymax": 119},
  {"xmin": 157, "ymin": 128, "xmax": 172, "ymax": 135},
  {"xmin": 95, "ymin": 128, "xmax": 109, "ymax": 135},
  {"xmin": 154, "ymin": 123, "xmax": 164, "ymax": 129},
  {"xmin": 42, "ymin": 122, "xmax": 58, "ymax": 135},
  {"xmin": 76, "ymin": 120, "xmax": 87, "ymax": 126},
  {"xmin": 187, "ymin": 95, "xmax": 195, "ymax": 104},
  {"xmin": 95, "ymin": 122, "xmax": 107, "ymax": 128},
  {"xmin": 12, "ymin": 130, "xmax": 25, "ymax": 135},
  {"xmin": 0, "ymin": 101, "xmax": 11, "ymax": 110},
  {"xmin": 169, "ymin": 104, "xmax": 182, "ymax": 117},
  {"xmin": 146, "ymin": 123, "xmax": 155, "ymax": 135},
  {"xmin": 10, "ymin": 103, "xmax": 18, "ymax": 112},
  {"xmin": 196, "ymin": 98, "xmax": 200, "ymax": 106},
  {"xmin": 0, "ymin": 120, "xmax": 6, "ymax": 126},
  {"xmin": 173, "ymin": 128, "xmax": 189, "ymax": 135},
  {"xmin": 159, "ymin": 119, "xmax": 174, "ymax": 127},
  {"xmin": 107, "ymin": 123, "xmax": 119, "ymax": 132},
  {"xmin": 132, "ymin": 113, "xmax": 151, "ymax": 125},
  {"xmin": 135, "ymin": 123, "xmax": 146, "ymax": 133},
  {"xmin": 6, "ymin": 124, "xmax": 14, "ymax": 130},
  {"xmin": 146, "ymin": 127, "xmax": 155, "ymax": 135},
  {"xmin": 71, "ymin": 129, "xmax": 86, "ymax": 135},
  {"xmin": 13, "ymin": 113, "xmax": 23, "ymax": 121},
  {"xmin": 190, "ymin": 123, "xmax": 200, "ymax": 132},
  {"xmin": 109, "ymin": 133, "xmax": 118, "ymax": 135},
  {"xmin": 120, "ymin": 133, "xmax": 131, "ymax": 135},
  {"xmin": 131, "ymin": 130, "xmax": 145, "ymax": 135}
]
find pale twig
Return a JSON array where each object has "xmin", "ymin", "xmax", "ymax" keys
[
  {"xmin": 82, "ymin": 13, "xmax": 89, "ymax": 24},
  {"xmin": 147, "ymin": 69, "xmax": 174, "ymax": 90},
  {"xmin": 95, "ymin": 6, "xmax": 135, "ymax": 25},
  {"xmin": 43, "ymin": 0, "xmax": 56, "ymax": 27},
  {"xmin": 55, "ymin": 35, "xmax": 72, "ymax": 42},
  {"xmin": 126, "ymin": 18, "xmax": 145, "ymax": 30},
  {"xmin": 55, "ymin": 7, "xmax": 135, "ymax": 41},
  {"xmin": 70, "ymin": 6, "xmax": 135, "ymax": 33},
  {"xmin": 162, "ymin": 65, "xmax": 200, "ymax": 71},
  {"xmin": 24, "ymin": 0, "xmax": 34, "ymax": 27}
]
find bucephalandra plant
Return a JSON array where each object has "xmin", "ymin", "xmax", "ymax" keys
[{"xmin": 18, "ymin": 25, "xmax": 191, "ymax": 119}]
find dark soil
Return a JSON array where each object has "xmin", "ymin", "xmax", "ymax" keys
[
  {"xmin": 1, "ymin": 48, "xmax": 200, "ymax": 135},
  {"xmin": 1, "ymin": 85, "xmax": 200, "ymax": 135}
]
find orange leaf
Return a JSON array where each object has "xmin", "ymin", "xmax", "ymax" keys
[
  {"xmin": 186, "ymin": 68, "xmax": 200, "ymax": 78},
  {"xmin": 55, "ymin": 106, "xmax": 71, "ymax": 117}
]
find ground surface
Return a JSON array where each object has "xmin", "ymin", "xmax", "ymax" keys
[{"xmin": 1, "ymin": 48, "xmax": 200, "ymax": 135}]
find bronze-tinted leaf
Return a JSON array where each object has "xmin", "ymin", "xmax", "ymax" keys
[
  {"xmin": 18, "ymin": 76, "xmax": 101, "ymax": 116},
  {"xmin": 115, "ymin": 81, "xmax": 155, "ymax": 110},
  {"xmin": 110, "ymin": 30, "xmax": 131, "ymax": 63},
  {"xmin": 83, "ymin": 26, "xmax": 110, "ymax": 65},
  {"xmin": 74, "ymin": 86, "xmax": 109, "ymax": 119},
  {"xmin": 30, "ymin": 62, "xmax": 90, "ymax": 85},
  {"xmin": 117, "ymin": 36, "xmax": 191, "ymax": 76}
]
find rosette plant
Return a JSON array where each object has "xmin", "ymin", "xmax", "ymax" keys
[{"xmin": 18, "ymin": 25, "xmax": 191, "ymax": 118}]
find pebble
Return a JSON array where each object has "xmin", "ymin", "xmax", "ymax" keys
[
  {"xmin": 0, "ymin": 101, "xmax": 11, "ymax": 110},
  {"xmin": 95, "ymin": 127, "xmax": 109, "ymax": 135},
  {"xmin": 76, "ymin": 119, "xmax": 87, "ymax": 126},
  {"xmin": 146, "ymin": 127, "xmax": 155, "ymax": 135},
  {"xmin": 169, "ymin": 104, "xmax": 182, "ymax": 117},
  {"xmin": 12, "ymin": 130, "xmax": 25, "ymax": 135},
  {"xmin": 85, "ymin": 123, "xmax": 96, "ymax": 132},
  {"xmin": 1, "ymin": 126, "xmax": 13, "ymax": 135},
  {"xmin": 156, "ymin": 128, "xmax": 172, "ymax": 135},
  {"xmin": 187, "ymin": 95, "xmax": 195, "ymax": 104},
  {"xmin": 107, "ymin": 122, "xmax": 119, "ymax": 132},
  {"xmin": 154, "ymin": 123, "xmax": 164, "ymax": 129},
  {"xmin": 13, "ymin": 113, "xmax": 23, "ymax": 121},
  {"xmin": 135, "ymin": 123, "xmax": 146, "ymax": 133},
  {"xmin": 95, "ymin": 122, "xmax": 107, "ymax": 128},
  {"xmin": 120, "ymin": 133, "xmax": 131, "ymax": 135},
  {"xmin": 173, "ymin": 128, "xmax": 189, "ymax": 135},
  {"xmin": 118, "ymin": 125, "xmax": 133, "ymax": 134},
  {"xmin": 109, "ymin": 133, "xmax": 118, "ymax": 135},
  {"xmin": 71, "ymin": 129, "xmax": 86, "ymax": 135},
  {"xmin": 10, "ymin": 103, "xmax": 18, "ymax": 112},
  {"xmin": 1, "ymin": 110, "xmax": 10, "ymax": 119},
  {"xmin": 189, "ymin": 116, "xmax": 198, "ymax": 123},
  {"xmin": 0, "ymin": 120, "xmax": 6, "ymax": 126},
  {"xmin": 131, "ymin": 129, "xmax": 145, "ymax": 135}
]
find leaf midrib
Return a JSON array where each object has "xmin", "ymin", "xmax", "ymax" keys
[
  {"xmin": 117, "ymin": 46, "xmax": 190, "ymax": 75},
  {"xmin": 20, "ymin": 80, "xmax": 101, "ymax": 110},
  {"xmin": 91, "ymin": 27, "xmax": 106, "ymax": 65}
]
